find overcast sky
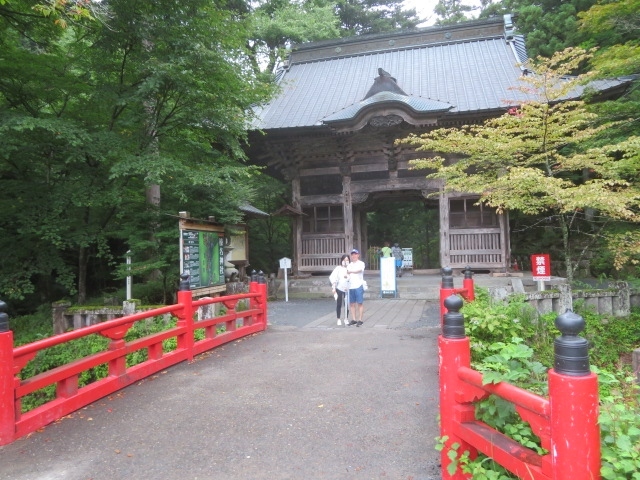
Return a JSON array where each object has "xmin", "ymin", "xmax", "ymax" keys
[{"xmin": 402, "ymin": 0, "xmax": 482, "ymax": 27}]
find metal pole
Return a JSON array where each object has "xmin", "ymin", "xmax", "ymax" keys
[{"xmin": 283, "ymin": 267, "xmax": 289, "ymax": 302}]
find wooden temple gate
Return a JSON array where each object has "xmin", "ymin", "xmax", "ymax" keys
[
  {"xmin": 248, "ymin": 19, "xmax": 522, "ymax": 274},
  {"xmin": 256, "ymin": 115, "xmax": 510, "ymax": 275}
]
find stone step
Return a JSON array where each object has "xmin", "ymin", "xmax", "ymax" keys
[
  {"xmin": 268, "ymin": 272, "xmax": 545, "ymax": 301},
  {"xmin": 271, "ymin": 276, "xmax": 441, "ymax": 300}
]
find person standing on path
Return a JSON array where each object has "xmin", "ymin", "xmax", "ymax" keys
[
  {"xmin": 380, "ymin": 241, "xmax": 392, "ymax": 258},
  {"xmin": 329, "ymin": 254, "xmax": 350, "ymax": 325},
  {"xmin": 391, "ymin": 243, "xmax": 404, "ymax": 277},
  {"xmin": 346, "ymin": 249, "xmax": 366, "ymax": 326}
]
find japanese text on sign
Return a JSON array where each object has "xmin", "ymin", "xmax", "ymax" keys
[{"xmin": 531, "ymin": 253, "xmax": 551, "ymax": 281}]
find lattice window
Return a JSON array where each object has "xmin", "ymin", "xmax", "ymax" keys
[
  {"xmin": 449, "ymin": 198, "xmax": 498, "ymax": 229},
  {"xmin": 302, "ymin": 206, "xmax": 344, "ymax": 233}
]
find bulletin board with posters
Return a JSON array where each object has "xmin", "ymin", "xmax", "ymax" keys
[
  {"xmin": 401, "ymin": 248, "xmax": 413, "ymax": 271},
  {"xmin": 179, "ymin": 216, "xmax": 226, "ymax": 296}
]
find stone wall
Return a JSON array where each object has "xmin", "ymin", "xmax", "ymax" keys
[
  {"xmin": 488, "ymin": 280, "xmax": 638, "ymax": 318},
  {"xmin": 52, "ymin": 300, "xmax": 241, "ymax": 334}
]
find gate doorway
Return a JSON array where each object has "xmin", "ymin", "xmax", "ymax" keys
[{"xmin": 364, "ymin": 195, "xmax": 440, "ymax": 271}]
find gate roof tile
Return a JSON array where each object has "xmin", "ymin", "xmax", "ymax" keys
[{"xmin": 251, "ymin": 16, "xmax": 631, "ymax": 132}]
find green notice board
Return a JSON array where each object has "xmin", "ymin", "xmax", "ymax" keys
[{"xmin": 181, "ymin": 229, "xmax": 225, "ymax": 290}]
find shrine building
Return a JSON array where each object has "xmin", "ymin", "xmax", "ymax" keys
[{"xmin": 247, "ymin": 15, "xmax": 630, "ymax": 275}]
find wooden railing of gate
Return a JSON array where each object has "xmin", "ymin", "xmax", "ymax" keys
[
  {"xmin": 300, "ymin": 234, "xmax": 346, "ymax": 271},
  {"xmin": 0, "ymin": 274, "xmax": 268, "ymax": 446},
  {"xmin": 439, "ymin": 295, "xmax": 601, "ymax": 479},
  {"xmin": 447, "ymin": 228, "xmax": 505, "ymax": 269}
]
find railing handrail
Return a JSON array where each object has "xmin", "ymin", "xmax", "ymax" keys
[
  {"xmin": 457, "ymin": 366, "xmax": 551, "ymax": 416},
  {"xmin": 0, "ymin": 278, "xmax": 268, "ymax": 446},
  {"xmin": 438, "ymin": 275, "xmax": 600, "ymax": 480},
  {"xmin": 13, "ymin": 304, "xmax": 181, "ymax": 357}
]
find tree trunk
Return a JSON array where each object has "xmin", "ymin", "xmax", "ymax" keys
[
  {"xmin": 559, "ymin": 214, "xmax": 574, "ymax": 283},
  {"xmin": 78, "ymin": 246, "xmax": 88, "ymax": 305}
]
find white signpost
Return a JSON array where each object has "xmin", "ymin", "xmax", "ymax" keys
[
  {"xmin": 279, "ymin": 257, "xmax": 292, "ymax": 302},
  {"xmin": 126, "ymin": 250, "xmax": 132, "ymax": 301}
]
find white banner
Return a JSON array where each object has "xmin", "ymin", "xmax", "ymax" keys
[{"xmin": 380, "ymin": 257, "xmax": 397, "ymax": 297}]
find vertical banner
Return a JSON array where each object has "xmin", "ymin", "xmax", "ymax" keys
[
  {"xmin": 531, "ymin": 253, "xmax": 551, "ymax": 281},
  {"xmin": 380, "ymin": 257, "xmax": 397, "ymax": 297}
]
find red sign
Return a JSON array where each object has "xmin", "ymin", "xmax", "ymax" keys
[{"xmin": 531, "ymin": 253, "xmax": 551, "ymax": 280}]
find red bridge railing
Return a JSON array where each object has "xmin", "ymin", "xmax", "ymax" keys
[
  {"xmin": 439, "ymin": 266, "xmax": 474, "ymax": 321},
  {"xmin": 0, "ymin": 273, "xmax": 268, "ymax": 446},
  {"xmin": 439, "ymin": 294, "xmax": 600, "ymax": 479}
]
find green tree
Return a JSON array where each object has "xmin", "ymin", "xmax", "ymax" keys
[
  {"xmin": 247, "ymin": 0, "xmax": 423, "ymax": 73},
  {"xmin": 434, "ymin": 0, "xmax": 475, "ymax": 25},
  {"xmin": 400, "ymin": 48, "xmax": 640, "ymax": 282},
  {"xmin": 245, "ymin": 175, "xmax": 292, "ymax": 274},
  {"xmin": 335, "ymin": 0, "xmax": 422, "ymax": 35},
  {"xmin": 477, "ymin": 0, "xmax": 598, "ymax": 59},
  {"xmin": 249, "ymin": 0, "xmax": 340, "ymax": 74},
  {"xmin": 367, "ymin": 201, "xmax": 440, "ymax": 269},
  {"xmin": 578, "ymin": 0, "xmax": 640, "ymax": 273},
  {"xmin": 0, "ymin": 0, "xmax": 275, "ymax": 305}
]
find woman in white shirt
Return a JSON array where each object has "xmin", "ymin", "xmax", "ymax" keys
[{"xmin": 329, "ymin": 254, "xmax": 350, "ymax": 325}]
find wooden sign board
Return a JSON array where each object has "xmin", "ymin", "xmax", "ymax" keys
[{"xmin": 179, "ymin": 218, "xmax": 226, "ymax": 295}]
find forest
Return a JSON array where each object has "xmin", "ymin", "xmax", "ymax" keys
[{"xmin": 1, "ymin": 0, "xmax": 638, "ymax": 312}]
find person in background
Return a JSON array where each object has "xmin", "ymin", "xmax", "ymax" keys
[
  {"xmin": 346, "ymin": 249, "xmax": 366, "ymax": 327},
  {"xmin": 329, "ymin": 254, "xmax": 350, "ymax": 325},
  {"xmin": 391, "ymin": 243, "xmax": 404, "ymax": 277},
  {"xmin": 380, "ymin": 241, "xmax": 392, "ymax": 258}
]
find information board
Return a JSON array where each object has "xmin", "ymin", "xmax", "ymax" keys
[
  {"xmin": 402, "ymin": 248, "xmax": 413, "ymax": 270},
  {"xmin": 181, "ymin": 229, "xmax": 225, "ymax": 290}
]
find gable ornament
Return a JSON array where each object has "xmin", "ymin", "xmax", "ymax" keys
[{"xmin": 369, "ymin": 114, "xmax": 404, "ymax": 128}]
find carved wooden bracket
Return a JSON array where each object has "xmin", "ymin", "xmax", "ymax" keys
[
  {"xmin": 351, "ymin": 193, "xmax": 369, "ymax": 204},
  {"xmin": 369, "ymin": 114, "xmax": 404, "ymax": 128}
]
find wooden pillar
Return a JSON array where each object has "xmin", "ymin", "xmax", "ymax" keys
[
  {"xmin": 440, "ymin": 189, "xmax": 450, "ymax": 268},
  {"xmin": 499, "ymin": 210, "xmax": 510, "ymax": 272},
  {"xmin": 291, "ymin": 174, "xmax": 302, "ymax": 275},
  {"xmin": 362, "ymin": 209, "xmax": 368, "ymax": 256},
  {"xmin": 354, "ymin": 207, "xmax": 362, "ymax": 252},
  {"xmin": 342, "ymin": 173, "xmax": 353, "ymax": 253}
]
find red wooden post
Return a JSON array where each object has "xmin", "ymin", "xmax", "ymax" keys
[
  {"xmin": 549, "ymin": 310, "xmax": 600, "ymax": 479},
  {"xmin": 248, "ymin": 270, "xmax": 258, "ymax": 325},
  {"xmin": 0, "ymin": 300, "xmax": 16, "ymax": 446},
  {"xmin": 257, "ymin": 271, "xmax": 268, "ymax": 328},
  {"xmin": 462, "ymin": 266, "xmax": 474, "ymax": 303},
  {"xmin": 176, "ymin": 273, "xmax": 195, "ymax": 361},
  {"xmin": 439, "ymin": 295, "xmax": 475, "ymax": 479},
  {"xmin": 440, "ymin": 267, "xmax": 456, "ymax": 322}
]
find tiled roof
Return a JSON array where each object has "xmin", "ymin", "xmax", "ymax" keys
[
  {"xmin": 252, "ymin": 18, "xmax": 530, "ymax": 131},
  {"xmin": 322, "ymin": 91, "xmax": 452, "ymax": 123},
  {"xmin": 239, "ymin": 203, "xmax": 269, "ymax": 218},
  {"xmin": 251, "ymin": 16, "xmax": 632, "ymax": 132}
]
